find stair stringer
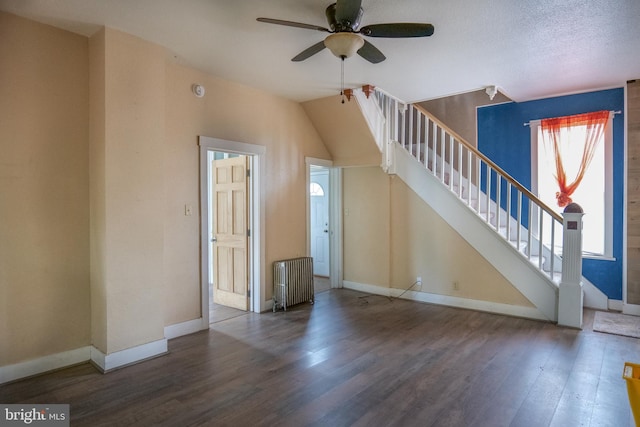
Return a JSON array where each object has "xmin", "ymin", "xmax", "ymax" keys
[
  {"xmin": 582, "ymin": 277, "xmax": 608, "ymax": 310},
  {"xmin": 391, "ymin": 142, "xmax": 559, "ymax": 322},
  {"xmin": 416, "ymin": 144, "xmax": 607, "ymax": 311},
  {"xmin": 353, "ymin": 89, "xmax": 385, "ymax": 153}
]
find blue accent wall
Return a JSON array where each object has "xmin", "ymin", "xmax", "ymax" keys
[{"xmin": 477, "ymin": 88, "xmax": 624, "ymax": 300}]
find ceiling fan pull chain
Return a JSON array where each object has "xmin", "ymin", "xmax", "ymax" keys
[{"xmin": 341, "ymin": 56, "xmax": 345, "ymax": 104}]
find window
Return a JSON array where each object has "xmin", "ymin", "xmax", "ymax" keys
[
  {"xmin": 310, "ymin": 182, "xmax": 325, "ymax": 197},
  {"xmin": 531, "ymin": 112, "xmax": 613, "ymax": 258}
]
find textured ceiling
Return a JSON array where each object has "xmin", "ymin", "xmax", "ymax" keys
[{"xmin": 1, "ymin": 0, "xmax": 639, "ymax": 103}]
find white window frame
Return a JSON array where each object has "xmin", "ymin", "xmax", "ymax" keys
[{"xmin": 530, "ymin": 116, "xmax": 614, "ymax": 260}]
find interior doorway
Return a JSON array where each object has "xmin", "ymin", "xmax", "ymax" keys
[
  {"xmin": 209, "ymin": 152, "xmax": 250, "ymax": 322},
  {"xmin": 306, "ymin": 157, "xmax": 342, "ymax": 292},
  {"xmin": 310, "ymin": 166, "xmax": 330, "ymax": 277},
  {"xmin": 199, "ymin": 136, "xmax": 266, "ymax": 326}
]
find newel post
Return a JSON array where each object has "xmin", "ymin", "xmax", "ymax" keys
[{"xmin": 558, "ymin": 202, "xmax": 584, "ymax": 329}]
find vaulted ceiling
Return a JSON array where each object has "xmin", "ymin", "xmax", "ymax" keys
[{"xmin": 1, "ymin": 0, "xmax": 639, "ymax": 103}]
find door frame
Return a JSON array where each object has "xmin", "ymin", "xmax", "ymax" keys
[
  {"xmin": 199, "ymin": 136, "xmax": 266, "ymax": 326},
  {"xmin": 305, "ymin": 157, "xmax": 343, "ymax": 289}
]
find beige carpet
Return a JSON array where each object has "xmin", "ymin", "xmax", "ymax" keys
[{"xmin": 593, "ymin": 311, "xmax": 640, "ymax": 339}]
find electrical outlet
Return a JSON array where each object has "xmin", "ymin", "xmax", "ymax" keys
[
  {"xmin": 416, "ymin": 276, "xmax": 422, "ymax": 289},
  {"xmin": 453, "ymin": 281, "xmax": 460, "ymax": 291}
]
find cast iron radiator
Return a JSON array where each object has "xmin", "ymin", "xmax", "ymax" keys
[{"xmin": 273, "ymin": 257, "xmax": 314, "ymax": 312}]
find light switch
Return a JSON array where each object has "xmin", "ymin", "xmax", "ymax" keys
[{"xmin": 185, "ymin": 204, "xmax": 192, "ymax": 216}]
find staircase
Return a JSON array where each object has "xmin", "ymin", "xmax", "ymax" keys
[{"xmin": 352, "ymin": 87, "xmax": 608, "ymax": 323}]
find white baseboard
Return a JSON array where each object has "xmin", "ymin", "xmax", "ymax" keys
[
  {"xmin": 343, "ymin": 281, "xmax": 549, "ymax": 321},
  {"xmin": 1, "ymin": 339, "xmax": 170, "ymax": 384},
  {"xmin": 90, "ymin": 339, "xmax": 167, "ymax": 373},
  {"xmin": 164, "ymin": 318, "xmax": 206, "ymax": 340},
  {"xmin": 623, "ymin": 302, "xmax": 640, "ymax": 316},
  {"xmin": 0, "ymin": 346, "xmax": 91, "ymax": 385},
  {"xmin": 609, "ymin": 299, "xmax": 624, "ymax": 312}
]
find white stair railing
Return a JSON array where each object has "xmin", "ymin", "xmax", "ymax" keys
[{"xmin": 371, "ymin": 88, "xmax": 567, "ymax": 284}]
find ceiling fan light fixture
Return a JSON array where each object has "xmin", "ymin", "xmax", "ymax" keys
[{"xmin": 324, "ymin": 32, "xmax": 364, "ymax": 59}]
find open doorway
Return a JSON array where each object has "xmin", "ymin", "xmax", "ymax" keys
[
  {"xmin": 209, "ymin": 152, "xmax": 250, "ymax": 323},
  {"xmin": 199, "ymin": 136, "xmax": 266, "ymax": 326},
  {"xmin": 310, "ymin": 165, "xmax": 331, "ymax": 293},
  {"xmin": 306, "ymin": 157, "xmax": 342, "ymax": 292}
]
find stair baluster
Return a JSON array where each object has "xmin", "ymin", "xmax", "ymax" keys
[{"xmin": 370, "ymin": 87, "xmax": 568, "ymax": 284}]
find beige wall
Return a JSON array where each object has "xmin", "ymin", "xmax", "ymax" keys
[
  {"xmin": 343, "ymin": 166, "xmax": 533, "ymax": 307},
  {"xmin": 0, "ymin": 12, "xmax": 90, "ymax": 365},
  {"xmin": 302, "ymin": 95, "xmax": 381, "ymax": 167},
  {"xmin": 343, "ymin": 167, "xmax": 391, "ymax": 286},
  {"xmin": 163, "ymin": 61, "xmax": 331, "ymax": 323},
  {"xmin": 2, "ymin": 13, "xmax": 331, "ymax": 368},
  {"xmin": 89, "ymin": 28, "xmax": 168, "ymax": 354},
  {"xmin": 89, "ymin": 28, "xmax": 107, "ymax": 352},
  {"xmin": 390, "ymin": 176, "xmax": 532, "ymax": 306}
]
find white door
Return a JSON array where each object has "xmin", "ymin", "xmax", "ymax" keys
[{"xmin": 310, "ymin": 168, "xmax": 330, "ymax": 276}]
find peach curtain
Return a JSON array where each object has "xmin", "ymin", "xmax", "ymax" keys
[{"xmin": 540, "ymin": 110, "xmax": 609, "ymax": 207}]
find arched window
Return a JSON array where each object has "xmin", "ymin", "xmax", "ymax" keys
[{"xmin": 310, "ymin": 182, "xmax": 325, "ymax": 197}]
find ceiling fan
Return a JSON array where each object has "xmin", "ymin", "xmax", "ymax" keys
[{"xmin": 257, "ymin": 0, "xmax": 435, "ymax": 64}]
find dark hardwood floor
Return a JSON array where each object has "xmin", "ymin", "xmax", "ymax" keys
[
  {"xmin": 209, "ymin": 303, "xmax": 247, "ymax": 324},
  {"xmin": 2, "ymin": 289, "xmax": 638, "ymax": 426}
]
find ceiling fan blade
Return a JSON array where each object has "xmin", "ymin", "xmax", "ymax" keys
[
  {"xmin": 292, "ymin": 41, "xmax": 327, "ymax": 62},
  {"xmin": 357, "ymin": 40, "xmax": 386, "ymax": 64},
  {"xmin": 257, "ymin": 17, "xmax": 330, "ymax": 32},
  {"xmin": 360, "ymin": 23, "xmax": 435, "ymax": 38},
  {"xmin": 335, "ymin": 0, "xmax": 362, "ymax": 24}
]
